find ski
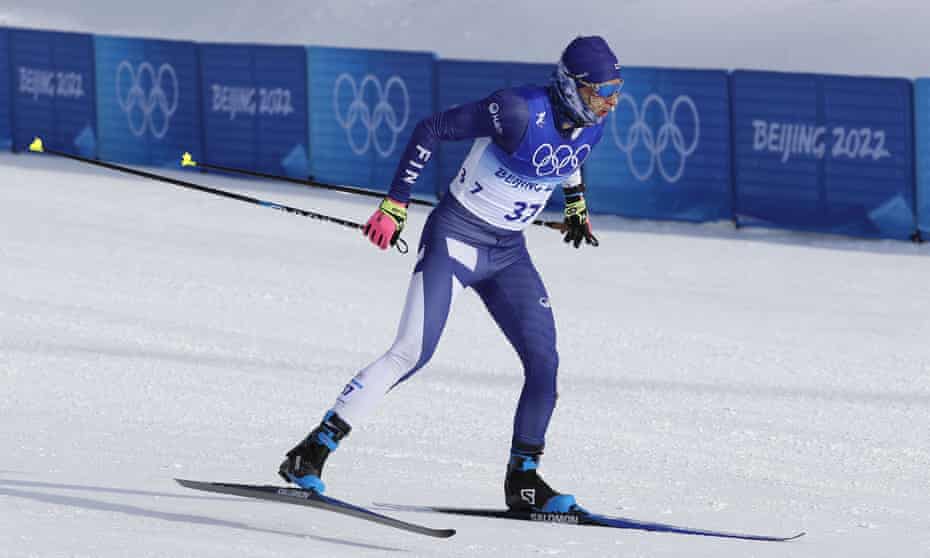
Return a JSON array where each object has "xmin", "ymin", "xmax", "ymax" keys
[
  {"xmin": 175, "ymin": 479, "xmax": 455, "ymax": 539},
  {"xmin": 373, "ymin": 503, "xmax": 804, "ymax": 542}
]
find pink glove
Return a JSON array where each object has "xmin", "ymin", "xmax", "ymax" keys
[{"xmin": 363, "ymin": 198, "xmax": 408, "ymax": 250}]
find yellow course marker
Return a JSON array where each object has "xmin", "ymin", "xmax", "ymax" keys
[
  {"xmin": 181, "ymin": 152, "xmax": 197, "ymax": 167},
  {"xmin": 29, "ymin": 137, "xmax": 44, "ymax": 153}
]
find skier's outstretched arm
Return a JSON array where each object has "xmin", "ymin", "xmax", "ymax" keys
[{"xmin": 362, "ymin": 91, "xmax": 529, "ymax": 249}]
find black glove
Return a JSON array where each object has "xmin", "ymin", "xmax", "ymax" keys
[{"xmin": 562, "ymin": 186, "xmax": 598, "ymax": 248}]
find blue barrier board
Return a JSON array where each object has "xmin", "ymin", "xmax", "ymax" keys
[
  {"xmin": 10, "ymin": 28, "xmax": 96, "ymax": 157},
  {"xmin": 582, "ymin": 67, "xmax": 732, "ymax": 222},
  {"xmin": 95, "ymin": 36, "xmax": 201, "ymax": 168},
  {"xmin": 0, "ymin": 29, "xmax": 11, "ymax": 150},
  {"xmin": 915, "ymin": 79, "xmax": 930, "ymax": 238},
  {"xmin": 200, "ymin": 43, "xmax": 308, "ymax": 177},
  {"xmin": 732, "ymin": 70, "xmax": 915, "ymax": 239},
  {"xmin": 308, "ymin": 46, "xmax": 436, "ymax": 199}
]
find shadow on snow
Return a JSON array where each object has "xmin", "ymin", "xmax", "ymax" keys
[{"xmin": 0, "ymin": 478, "xmax": 406, "ymax": 553}]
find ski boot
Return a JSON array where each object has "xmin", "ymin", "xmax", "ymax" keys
[
  {"xmin": 504, "ymin": 448, "xmax": 581, "ymax": 513},
  {"xmin": 278, "ymin": 411, "xmax": 351, "ymax": 493}
]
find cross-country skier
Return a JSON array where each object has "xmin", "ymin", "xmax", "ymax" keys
[{"xmin": 280, "ymin": 36, "xmax": 622, "ymax": 513}]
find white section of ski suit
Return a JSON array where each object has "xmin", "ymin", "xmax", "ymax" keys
[{"xmin": 331, "ymin": 269, "xmax": 465, "ymax": 426}]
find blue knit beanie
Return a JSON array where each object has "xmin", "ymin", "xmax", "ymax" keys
[{"xmin": 561, "ymin": 36, "xmax": 620, "ymax": 83}]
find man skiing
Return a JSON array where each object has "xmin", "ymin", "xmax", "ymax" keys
[{"xmin": 280, "ymin": 36, "xmax": 622, "ymax": 513}]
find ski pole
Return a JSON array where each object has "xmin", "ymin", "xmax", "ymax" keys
[
  {"xmin": 181, "ymin": 152, "xmax": 435, "ymax": 208},
  {"xmin": 27, "ymin": 138, "xmax": 408, "ymax": 254},
  {"xmin": 179, "ymin": 153, "xmax": 568, "ymax": 233}
]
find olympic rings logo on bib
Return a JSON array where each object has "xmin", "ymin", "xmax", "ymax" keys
[{"xmin": 531, "ymin": 143, "xmax": 591, "ymax": 177}]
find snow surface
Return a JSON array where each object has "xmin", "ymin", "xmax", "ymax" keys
[
  {"xmin": 4, "ymin": 0, "xmax": 930, "ymax": 78},
  {"xmin": 1, "ymin": 151, "xmax": 929, "ymax": 557}
]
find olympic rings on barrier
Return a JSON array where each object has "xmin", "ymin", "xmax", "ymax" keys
[
  {"xmin": 116, "ymin": 61, "xmax": 179, "ymax": 139},
  {"xmin": 610, "ymin": 93, "xmax": 700, "ymax": 183},
  {"xmin": 333, "ymin": 73, "xmax": 410, "ymax": 158}
]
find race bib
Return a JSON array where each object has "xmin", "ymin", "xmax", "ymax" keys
[{"xmin": 450, "ymin": 139, "xmax": 565, "ymax": 231}]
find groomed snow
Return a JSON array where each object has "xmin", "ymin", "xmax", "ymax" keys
[{"xmin": 1, "ymin": 152, "xmax": 929, "ymax": 557}]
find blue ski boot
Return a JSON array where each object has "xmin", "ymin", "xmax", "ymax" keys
[
  {"xmin": 278, "ymin": 412, "xmax": 351, "ymax": 493},
  {"xmin": 504, "ymin": 448, "xmax": 582, "ymax": 513}
]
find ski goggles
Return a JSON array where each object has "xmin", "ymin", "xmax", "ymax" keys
[{"xmin": 575, "ymin": 77, "xmax": 624, "ymax": 98}]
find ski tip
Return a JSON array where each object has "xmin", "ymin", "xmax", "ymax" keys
[
  {"xmin": 434, "ymin": 528, "xmax": 457, "ymax": 538},
  {"xmin": 175, "ymin": 478, "xmax": 205, "ymax": 489},
  {"xmin": 181, "ymin": 152, "xmax": 197, "ymax": 167},
  {"xmin": 29, "ymin": 137, "xmax": 44, "ymax": 153}
]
